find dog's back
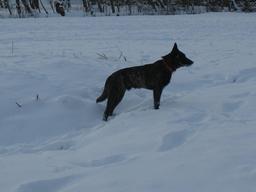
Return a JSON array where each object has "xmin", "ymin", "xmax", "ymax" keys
[{"xmin": 112, "ymin": 61, "xmax": 172, "ymax": 90}]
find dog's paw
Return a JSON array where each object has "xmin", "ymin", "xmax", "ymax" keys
[
  {"xmin": 154, "ymin": 101, "xmax": 160, "ymax": 109},
  {"xmin": 103, "ymin": 113, "xmax": 108, "ymax": 121},
  {"xmin": 103, "ymin": 116, "xmax": 108, "ymax": 121}
]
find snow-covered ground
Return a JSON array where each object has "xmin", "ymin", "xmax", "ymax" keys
[{"xmin": 0, "ymin": 13, "xmax": 256, "ymax": 192}]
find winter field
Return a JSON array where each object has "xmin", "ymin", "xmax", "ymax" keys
[{"xmin": 0, "ymin": 13, "xmax": 256, "ymax": 192}]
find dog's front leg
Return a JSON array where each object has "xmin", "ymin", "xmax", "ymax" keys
[{"xmin": 153, "ymin": 87, "xmax": 163, "ymax": 109}]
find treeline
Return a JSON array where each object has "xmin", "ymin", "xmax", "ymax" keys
[
  {"xmin": 86, "ymin": 0, "xmax": 255, "ymax": 14},
  {"xmin": 0, "ymin": 0, "xmax": 255, "ymax": 17}
]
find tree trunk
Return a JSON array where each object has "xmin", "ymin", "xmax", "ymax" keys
[
  {"xmin": 83, "ymin": 0, "xmax": 89, "ymax": 12},
  {"xmin": 191, "ymin": 0, "xmax": 195, "ymax": 13},
  {"xmin": 157, "ymin": 0, "xmax": 165, "ymax": 9},
  {"xmin": 127, "ymin": 0, "xmax": 132, "ymax": 15},
  {"xmin": 39, "ymin": 0, "xmax": 48, "ymax": 14},
  {"xmin": 116, "ymin": 0, "xmax": 120, "ymax": 13},
  {"xmin": 5, "ymin": 0, "xmax": 13, "ymax": 15},
  {"xmin": 65, "ymin": 0, "xmax": 71, "ymax": 11},
  {"xmin": 16, "ymin": 0, "xmax": 21, "ymax": 17},
  {"xmin": 21, "ymin": 0, "xmax": 32, "ymax": 14},
  {"xmin": 97, "ymin": 0, "xmax": 103, "ymax": 12},
  {"xmin": 148, "ymin": 0, "xmax": 157, "ymax": 11},
  {"xmin": 110, "ymin": 0, "xmax": 115, "ymax": 13},
  {"xmin": 30, "ymin": 0, "xmax": 38, "ymax": 9},
  {"xmin": 231, "ymin": 0, "xmax": 240, "ymax": 11}
]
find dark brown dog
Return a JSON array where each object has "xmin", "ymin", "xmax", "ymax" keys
[{"xmin": 97, "ymin": 43, "xmax": 193, "ymax": 121}]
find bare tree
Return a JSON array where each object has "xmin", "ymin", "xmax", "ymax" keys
[
  {"xmin": 21, "ymin": 0, "xmax": 33, "ymax": 14},
  {"xmin": 6, "ymin": 0, "xmax": 12, "ymax": 15},
  {"xmin": 97, "ymin": 0, "xmax": 103, "ymax": 12},
  {"xmin": 110, "ymin": 0, "xmax": 115, "ymax": 13}
]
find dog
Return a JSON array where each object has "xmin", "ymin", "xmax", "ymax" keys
[{"xmin": 96, "ymin": 43, "xmax": 193, "ymax": 121}]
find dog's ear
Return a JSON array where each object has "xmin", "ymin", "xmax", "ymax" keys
[
  {"xmin": 171, "ymin": 43, "xmax": 178, "ymax": 53},
  {"xmin": 173, "ymin": 43, "xmax": 178, "ymax": 50}
]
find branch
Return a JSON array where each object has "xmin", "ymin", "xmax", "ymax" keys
[
  {"xmin": 16, "ymin": 102, "xmax": 22, "ymax": 108},
  {"xmin": 97, "ymin": 53, "xmax": 108, "ymax": 60}
]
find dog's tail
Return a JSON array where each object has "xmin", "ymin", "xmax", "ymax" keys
[{"xmin": 96, "ymin": 87, "xmax": 108, "ymax": 103}]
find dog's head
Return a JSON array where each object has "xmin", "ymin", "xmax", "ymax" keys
[{"xmin": 162, "ymin": 43, "xmax": 193, "ymax": 70}]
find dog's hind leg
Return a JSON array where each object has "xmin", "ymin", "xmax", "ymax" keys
[{"xmin": 103, "ymin": 88, "xmax": 126, "ymax": 121}]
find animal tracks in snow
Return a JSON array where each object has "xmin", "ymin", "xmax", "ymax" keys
[
  {"xmin": 158, "ymin": 129, "xmax": 194, "ymax": 152},
  {"xmin": 234, "ymin": 67, "xmax": 256, "ymax": 83},
  {"xmin": 73, "ymin": 154, "xmax": 132, "ymax": 168},
  {"xmin": 222, "ymin": 101, "xmax": 243, "ymax": 113},
  {"xmin": 16, "ymin": 175, "xmax": 79, "ymax": 192},
  {"xmin": 157, "ymin": 110, "xmax": 208, "ymax": 153}
]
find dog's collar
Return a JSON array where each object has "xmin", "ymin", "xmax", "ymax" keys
[{"xmin": 162, "ymin": 60, "xmax": 173, "ymax": 72}]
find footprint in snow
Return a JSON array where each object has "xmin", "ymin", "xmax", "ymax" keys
[
  {"xmin": 233, "ymin": 67, "xmax": 256, "ymax": 83},
  {"xmin": 222, "ymin": 101, "xmax": 243, "ymax": 113},
  {"xmin": 74, "ymin": 154, "xmax": 127, "ymax": 168},
  {"xmin": 16, "ymin": 175, "xmax": 79, "ymax": 192},
  {"xmin": 230, "ymin": 92, "xmax": 250, "ymax": 99},
  {"xmin": 56, "ymin": 95, "xmax": 86, "ymax": 109},
  {"xmin": 158, "ymin": 129, "xmax": 194, "ymax": 152}
]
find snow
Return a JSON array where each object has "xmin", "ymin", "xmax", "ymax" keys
[{"xmin": 0, "ymin": 12, "xmax": 256, "ymax": 192}]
